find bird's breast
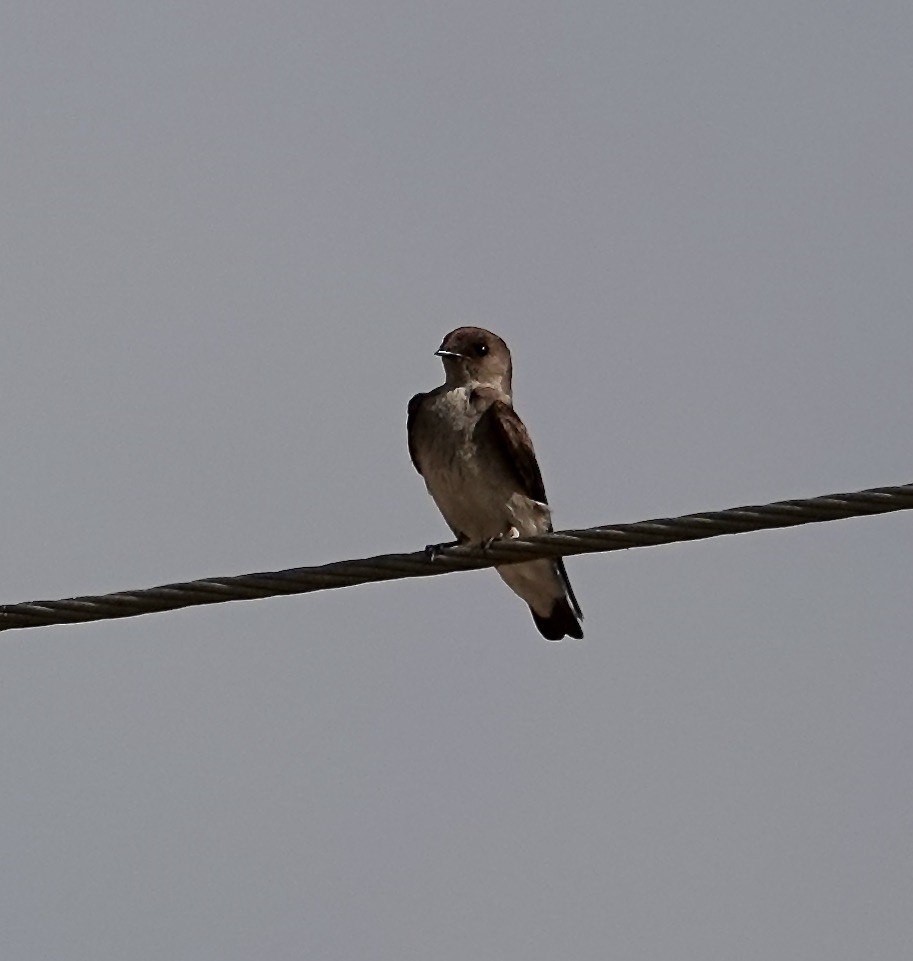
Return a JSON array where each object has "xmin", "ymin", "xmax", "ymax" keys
[
  {"xmin": 417, "ymin": 387, "xmax": 544, "ymax": 542},
  {"xmin": 420, "ymin": 388, "xmax": 484, "ymax": 479}
]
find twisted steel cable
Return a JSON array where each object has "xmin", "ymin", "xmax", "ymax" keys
[{"xmin": 1, "ymin": 482, "xmax": 910, "ymax": 633}]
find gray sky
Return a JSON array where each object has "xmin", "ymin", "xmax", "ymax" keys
[{"xmin": 2, "ymin": 2, "xmax": 912, "ymax": 958}]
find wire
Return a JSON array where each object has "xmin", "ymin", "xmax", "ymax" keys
[{"xmin": 1, "ymin": 482, "xmax": 910, "ymax": 633}]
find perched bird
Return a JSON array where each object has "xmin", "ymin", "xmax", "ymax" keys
[{"xmin": 407, "ymin": 327, "xmax": 583, "ymax": 640}]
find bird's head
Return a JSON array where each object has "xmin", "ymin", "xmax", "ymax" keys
[{"xmin": 435, "ymin": 327, "xmax": 513, "ymax": 393}]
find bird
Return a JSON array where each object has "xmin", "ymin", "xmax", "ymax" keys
[{"xmin": 407, "ymin": 326, "xmax": 583, "ymax": 640}]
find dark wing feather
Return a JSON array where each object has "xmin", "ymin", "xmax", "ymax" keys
[
  {"xmin": 484, "ymin": 395, "xmax": 583, "ymax": 630},
  {"xmin": 483, "ymin": 399, "xmax": 547, "ymax": 504},
  {"xmin": 406, "ymin": 393, "xmax": 426, "ymax": 475}
]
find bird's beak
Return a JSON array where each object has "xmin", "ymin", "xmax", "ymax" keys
[{"xmin": 434, "ymin": 348, "xmax": 464, "ymax": 359}]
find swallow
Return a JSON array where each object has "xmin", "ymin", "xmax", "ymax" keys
[{"xmin": 408, "ymin": 326, "xmax": 583, "ymax": 640}]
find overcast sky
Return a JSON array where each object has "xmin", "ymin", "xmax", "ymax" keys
[{"xmin": 2, "ymin": 2, "xmax": 912, "ymax": 959}]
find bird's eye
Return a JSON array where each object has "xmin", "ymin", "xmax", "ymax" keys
[{"xmin": 473, "ymin": 343, "xmax": 489, "ymax": 357}]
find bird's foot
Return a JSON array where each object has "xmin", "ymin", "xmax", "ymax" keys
[
  {"xmin": 481, "ymin": 527, "xmax": 520, "ymax": 552},
  {"xmin": 424, "ymin": 539, "xmax": 461, "ymax": 560}
]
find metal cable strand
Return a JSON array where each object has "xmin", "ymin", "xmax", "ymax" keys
[{"xmin": 1, "ymin": 482, "xmax": 911, "ymax": 633}]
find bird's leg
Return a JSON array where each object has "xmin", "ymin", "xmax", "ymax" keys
[
  {"xmin": 481, "ymin": 526, "xmax": 520, "ymax": 552},
  {"xmin": 424, "ymin": 537, "xmax": 465, "ymax": 560}
]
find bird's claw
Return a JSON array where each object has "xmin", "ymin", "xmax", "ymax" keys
[
  {"xmin": 424, "ymin": 540, "xmax": 460, "ymax": 560},
  {"xmin": 481, "ymin": 527, "xmax": 520, "ymax": 552}
]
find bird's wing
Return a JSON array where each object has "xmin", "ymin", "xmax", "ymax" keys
[
  {"xmin": 406, "ymin": 392, "xmax": 425, "ymax": 475},
  {"xmin": 486, "ymin": 396, "xmax": 580, "ymax": 617},
  {"xmin": 482, "ymin": 398, "xmax": 548, "ymax": 504}
]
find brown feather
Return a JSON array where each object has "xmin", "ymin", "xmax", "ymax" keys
[
  {"xmin": 480, "ymin": 398, "xmax": 547, "ymax": 505},
  {"xmin": 406, "ymin": 392, "xmax": 426, "ymax": 475}
]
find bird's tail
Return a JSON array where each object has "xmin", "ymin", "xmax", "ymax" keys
[
  {"xmin": 531, "ymin": 559, "xmax": 584, "ymax": 641},
  {"xmin": 556, "ymin": 557, "xmax": 583, "ymax": 620},
  {"xmin": 531, "ymin": 595, "xmax": 584, "ymax": 641}
]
